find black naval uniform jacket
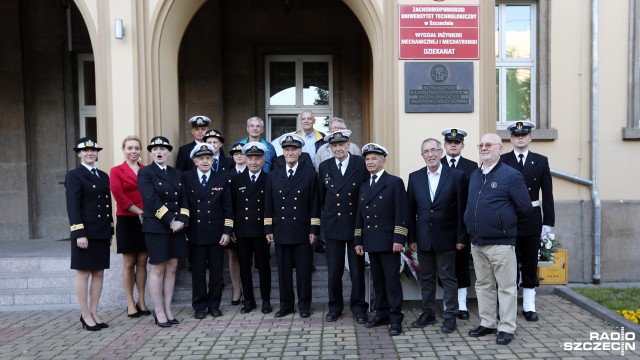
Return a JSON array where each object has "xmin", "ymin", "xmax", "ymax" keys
[
  {"xmin": 65, "ymin": 166, "xmax": 114, "ymax": 239},
  {"xmin": 354, "ymin": 172, "xmax": 409, "ymax": 251},
  {"xmin": 264, "ymin": 165, "xmax": 321, "ymax": 242},
  {"xmin": 138, "ymin": 162, "xmax": 190, "ymax": 234},
  {"xmin": 407, "ymin": 165, "xmax": 467, "ymax": 252},
  {"xmin": 182, "ymin": 170, "xmax": 233, "ymax": 244},
  {"xmin": 175, "ymin": 141, "xmax": 198, "ymax": 172},
  {"xmin": 501, "ymin": 150, "xmax": 555, "ymax": 236},
  {"xmin": 231, "ymin": 169, "xmax": 268, "ymax": 238},
  {"xmin": 441, "ymin": 155, "xmax": 477, "ymax": 181},
  {"xmin": 318, "ymin": 155, "xmax": 368, "ymax": 240}
]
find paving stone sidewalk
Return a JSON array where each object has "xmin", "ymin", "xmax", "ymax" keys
[{"xmin": 0, "ymin": 295, "xmax": 637, "ymax": 359}]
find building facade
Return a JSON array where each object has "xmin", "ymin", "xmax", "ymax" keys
[{"xmin": 0, "ymin": 0, "xmax": 638, "ymax": 283}]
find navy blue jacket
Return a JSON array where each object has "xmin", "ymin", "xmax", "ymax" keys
[
  {"xmin": 230, "ymin": 169, "xmax": 268, "ymax": 238},
  {"xmin": 407, "ymin": 165, "xmax": 467, "ymax": 252},
  {"xmin": 65, "ymin": 166, "xmax": 114, "ymax": 239},
  {"xmin": 182, "ymin": 169, "xmax": 233, "ymax": 245},
  {"xmin": 354, "ymin": 172, "xmax": 409, "ymax": 252},
  {"xmin": 138, "ymin": 163, "xmax": 190, "ymax": 234},
  {"xmin": 464, "ymin": 161, "xmax": 533, "ymax": 246},
  {"xmin": 264, "ymin": 164, "xmax": 321, "ymax": 243},
  {"xmin": 318, "ymin": 154, "xmax": 368, "ymax": 240},
  {"xmin": 501, "ymin": 150, "xmax": 555, "ymax": 237}
]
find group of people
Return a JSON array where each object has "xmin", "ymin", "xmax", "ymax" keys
[{"xmin": 65, "ymin": 111, "xmax": 554, "ymax": 346}]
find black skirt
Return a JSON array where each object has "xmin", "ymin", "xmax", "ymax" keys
[
  {"xmin": 70, "ymin": 238, "xmax": 110, "ymax": 270},
  {"xmin": 116, "ymin": 215, "xmax": 147, "ymax": 254},
  {"xmin": 145, "ymin": 232, "xmax": 188, "ymax": 264}
]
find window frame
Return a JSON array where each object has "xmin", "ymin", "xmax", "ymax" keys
[
  {"xmin": 496, "ymin": 0, "xmax": 556, "ymax": 140},
  {"xmin": 77, "ymin": 54, "xmax": 97, "ymax": 139},
  {"xmin": 264, "ymin": 55, "xmax": 333, "ymax": 141},
  {"xmin": 624, "ymin": 0, "xmax": 640, "ymax": 139}
]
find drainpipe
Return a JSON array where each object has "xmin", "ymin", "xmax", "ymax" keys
[{"xmin": 590, "ymin": 0, "xmax": 602, "ymax": 285}]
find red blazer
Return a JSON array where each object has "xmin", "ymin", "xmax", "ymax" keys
[{"xmin": 110, "ymin": 161, "xmax": 144, "ymax": 216}]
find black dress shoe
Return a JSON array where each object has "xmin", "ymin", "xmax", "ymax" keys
[
  {"xmin": 314, "ymin": 244, "xmax": 326, "ymax": 253},
  {"xmin": 300, "ymin": 310, "xmax": 311, "ymax": 318},
  {"xmin": 411, "ymin": 313, "xmax": 436, "ymax": 328},
  {"xmin": 354, "ymin": 313, "xmax": 368, "ymax": 324},
  {"xmin": 80, "ymin": 316, "xmax": 101, "ymax": 331},
  {"xmin": 240, "ymin": 303, "xmax": 256, "ymax": 314},
  {"xmin": 262, "ymin": 302, "xmax": 273, "ymax": 314},
  {"xmin": 468, "ymin": 325, "xmax": 497, "ymax": 337},
  {"xmin": 389, "ymin": 323, "xmax": 403, "ymax": 336},
  {"xmin": 457, "ymin": 310, "xmax": 470, "ymax": 320},
  {"xmin": 325, "ymin": 312, "xmax": 341, "ymax": 322},
  {"xmin": 136, "ymin": 303, "xmax": 152, "ymax": 316},
  {"xmin": 496, "ymin": 331, "xmax": 514, "ymax": 345},
  {"xmin": 96, "ymin": 322, "xmax": 109, "ymax": 329},
  {"xmin": 231, "ymin": 293, "xmax": 243, "ymax": 306},
  {"xmin": 194, "ymin": 310, "xmax": 206, "ymax": 319},
  {"xmin": 523, "ymin": 311, "xmax": 539, "ymax": 322},
  {"xmin": 152, "ymin": 312, "xmax": 171, "ymax": 328},
  {"xmin": 365, "ymin": 316, "xmax": 390, "ymax": 328},
  {"xmin": 441, "ymin": 318, "xmax": 457, "ymax": 333},
  {"xmin": 274, "ymin": 309, "xmax": 293, "ymax": 318},
  {"xmin": 209, "ymin": 308, "xmax": 222, "ymax": 317},
  {"xmin": 168, "ymin": 318, "xmax": 180, "ymax": 325},
  {"xmin": 128, "ymin": 308, "xmax": 141, "ymax": 318}
]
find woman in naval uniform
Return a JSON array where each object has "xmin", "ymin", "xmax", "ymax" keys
[{"xmin": 65, "ymin": 137, "xmax": 113, "ymax": 331}]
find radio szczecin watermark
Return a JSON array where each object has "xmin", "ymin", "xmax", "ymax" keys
[{"xmin": 563, "ymin": 327, "xmax": 636, "ymax": 356}]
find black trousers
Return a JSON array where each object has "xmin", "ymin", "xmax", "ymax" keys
[
  {"xmin": 454, "ymin": 244, "xmax": 472, "ymax": 288},
  {"xmin": 236, "ymin": 236, "xmax": 272, "ymax": 305},
  {"xmin": 516, "ymin": 234, "xmax": 541, "ymax": 288},
  {"xmin": 418, "ymin": 249, "xmax": 458, "ymax": 318},
  {"xmin": 369, "ymin": 251, "xmax": 404, "ymax": 324},
  {"xmin": 325, "ymin": 237, "xmax": 368, "ymax": 315},
  {"xmin": 275, "ymin": 242, "xmax": 314, "ymax": 312},
  {"xmin": 190, "ymin": 243, "xmax": 225, "ymax": 311}
]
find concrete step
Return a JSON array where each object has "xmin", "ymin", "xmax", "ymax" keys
[
  {"xmin": 0, "ymin": 271, "xmax": 75, "ymax": 290},
  {"xmin": 0, "ymin": 257, "xmax": 71, "ymax": 273}
]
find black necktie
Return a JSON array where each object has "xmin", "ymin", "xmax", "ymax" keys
[
  {"xmin": 213, "ymin": 158, "xmax": 218, "ymax": 172},
  {"xmin": 91, "ymin": 168, "xmax": 99, "ymax": 178},
  {"xmin": 288, "ymin": 169, "xmax": 294, "ymax": 179},
  {"xmin": 450, "ymin": 158, "xmax": 456, "ymax": 168},
  {"xmin": 338, "ymin": 162, "xmax": 343, "ymax": 175},
  {"xmin": 371, "ymin": 174, "xmax": 377, "ymax": 188},
  {"xmin": 518, "ymin": 154, "xmax": 525, "ymax": 168},
  {"xmin": 251, "ymin": 174, "xmax": 256, "ymax": 183},
  {"xmin": 201, "ymin": 174, "xmax": 207, "ymax": 187}
]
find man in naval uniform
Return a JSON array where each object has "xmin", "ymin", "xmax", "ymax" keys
[
  {"xmin": 501, "ymin": 121, "xmax": 555, "ymax": 322},
  {"xmin": 354, "ymin": 143, "xmax": 409, "ymax": 336},
  {"xmin": 176, "ymin": 115, "xmax": 211, "ymax": 172},
  {"xmin": 440, "ymin": 128, "xmax": 478, "ymax": 320},
  {"xmin": 264, "ymin": 133, "xmax": 321, "ymax": 319},
  {"xmin": 318, "ymin": 130, "xmax": 369, "ymax": 324}
]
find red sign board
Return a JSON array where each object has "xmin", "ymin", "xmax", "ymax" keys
[{"xmin": 399, "ymin": 5, "xmax": 479, "ymax": 60}]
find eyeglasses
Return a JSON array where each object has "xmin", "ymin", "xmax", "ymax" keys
[
  {"xmin": 422, "ymin": 148, "xmax": 442, "ymax": 155},
  {"xmin": 477, "ymin": 143, "xmax": 498, "ymax": 149}
]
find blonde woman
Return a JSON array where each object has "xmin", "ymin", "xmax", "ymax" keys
[{"xmin": 110, "ymin": 135, "xmax": 151, "ymax": 318}]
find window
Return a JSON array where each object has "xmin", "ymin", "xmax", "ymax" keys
[
  {"xmin": 495, "ymin": 3, "xmax": 536, "ymax": 129},
  {"xmin": 496, "ymin": 1, "xmax": 555, "ymax": 140},
  {"xmin": 265, "ymin": 55, "xmax": 332, "ymax": 140},
  {"xmin": 78, "ymin": 54, "xmax": 96, "ymax": 139}
]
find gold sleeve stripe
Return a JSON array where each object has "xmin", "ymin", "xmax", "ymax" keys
[
  {"xmin": 310, "ymin": 218, "xmax": 320, "ymax": 226},
  {"xmin": 354, "ymin": 229, "xmax": 362, "ymax": 236},
  {"xmin": 394, "ymin": 226, "xmax": 408, "ymax": 236},
  {"xmin": 180, "ymin": 208, "xmax": 190, "ymax": 216},
  {"xmin": 155, "ymin": 206, "xmax": 169, "ymax": 219},
  {"xmin": 264, "ymin": 218, "xmax": 273, "ymax": 225},
  {"xmin": 70, "ymin": 224, "xmax": 85, "ymax": 231},
  {"xmin": 224, "ymin": 219, "xmax": 234, "ymax": 227}
]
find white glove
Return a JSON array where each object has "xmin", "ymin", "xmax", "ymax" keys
[{"xmin": 541, "ymin": 225, "xmax": 553, "ymax": 237}]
